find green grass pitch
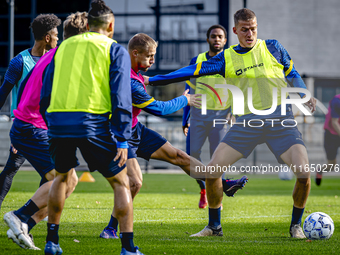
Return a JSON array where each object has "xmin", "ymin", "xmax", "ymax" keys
[{"xmin": 0, "ymin": 171, "xmax": 339, "ymax": 254}]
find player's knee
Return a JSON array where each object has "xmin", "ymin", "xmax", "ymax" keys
[
  {"xmin": 69, "ymin": 170, "xmax": 78, "ymax": 188},
  {"xmin": 45, "ymin": 171, "xmax": 55, "ymax": 181},
  {"xmin": 130, "ymin": 179, "xmax": 142, "ymax": 198},
  {"xmin": 66, "ymin": 170, "xmax": 78, "ymax": 198},
  {"xmin": 112, "ymin": 171, "xmax": 130, "ymax": 189},
  {"xmin": 295, "ymin": 167, "xmax": 311, "ymax": 179},
  {"xmin": 132, "ymin": 178, "xmax": 143, "ymax": 190},
  {"xmin": 296, "ymin": 174, "xmax": 310, "ymax": 185},
  {"xmin": 174, "ymin": 149, "xmax": 190, "ymax": 166}
]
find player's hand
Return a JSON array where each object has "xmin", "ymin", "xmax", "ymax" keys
[
  {"xmin": 114, "ymin": 148, "xmax": 128, "ymax": 167},
  {"xmin": 182, "ymin": 123, "xmax": 190, "ymax": 136},
  {"xmin": 11, "ymin": 144, "xmax": 17, "ymax": 154},
  {"xmin": 143, "ymin": 75, "xmax": 149, "ymax": 85},
  {"xmin": 226, "ymin": 112, "xmax": 236, "ymax": 124},
  {"xmin": 303, "ymin": 95, "xmax": 316, "ymax": 113},
  {"xmin": 183, "ymin": 89, "xmax": 201, "ymax": 107}
]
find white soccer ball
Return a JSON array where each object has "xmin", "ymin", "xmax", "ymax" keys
[
  {"xmin": 278, "ymin": 166, "xmax": 294, "ymax": 180},
  {"xmin": 303, "ymin": 212, "xmax": 334, "ymax": 240}
]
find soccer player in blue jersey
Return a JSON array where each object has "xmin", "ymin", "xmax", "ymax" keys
[
  {"xmin": 99, "ymin": 33, "xmax": 247, "ymax": 240},
  {"xmin": 316, "ymin": 94, "xmax": 340, "ymax": 186},
  {"xmin": 183, "ymin": 25, "xmax": 247, "ymax": 209},
  {"xmin": 3, "ymin": 12, "xmax": 87, "ymax": 251},
  {"xmin": 0, "ymin": 14, "xmax": 61, "ymax": 211},
  {"xmin": 40, "ymin": 1, "xmax": 142, "ymax": 254},
  {"xmin": 145, "ymin": 8, "xmax": 316, "ymax": 238}
]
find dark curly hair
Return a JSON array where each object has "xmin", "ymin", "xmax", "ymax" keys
[
  {"xmin": 88, "ymin": 0, "xmax": 114, "ymax": 28},
  {"xmin": 206, "ymin": 25, "xmax": 227, "ymax": 39},
  {"xmin": 30, "ymin": 14, "xmax": 61, "ymax": 40}
]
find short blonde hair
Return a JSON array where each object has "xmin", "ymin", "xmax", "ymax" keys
[
  {"xmin": 63, "ymin": 12, "xmax": 88, "ymax": 39},
  {"xmin": 128, "ymin": 33, "xmax": 158, "ymax": 53}
]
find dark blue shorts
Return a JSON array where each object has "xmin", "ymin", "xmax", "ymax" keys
[
  {"xmin": 221, "ymin": 117, "xmax": 305, "ymax": 164},
  {"xmin": 324, "ymin": 129, "xmax": 340, "ymax": 160},
  {"xmin": 128, "ymin": 122, "xmax": 167, "ymax": 160},
  {"xmin": 186, "ymin": 120, "xmax": 228, "ymax": 160},
  {"xmin": 10, "ymin": 118, "xmax": 55, "ymax": 179},
  {"xmin": 49, "ymin": 135, "xmax": 125, "ymax": 178}
]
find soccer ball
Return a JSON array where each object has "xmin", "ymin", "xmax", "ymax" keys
[
  {"xmin": 303, "ymin": 212, "xmax": 334, "ymax": 240},
  {"xmin": 278, "ymin": 166, "xmax": 294, "ymax": 180}
]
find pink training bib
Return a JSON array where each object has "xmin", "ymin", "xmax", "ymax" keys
[
  {"xmin": 14, "ymin": 48, "xmax": 57, "ymax": 130},
  {"xmin": 130, "ymin": 69, "xmax": 146, "ymax": 128}
]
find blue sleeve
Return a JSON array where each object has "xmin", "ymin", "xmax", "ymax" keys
[
  {"xmin": 182, "ymin": 80, "xmax": 191, "ymax": 126},
  {"xmin": 40, "ymin": 58, "xmax": 55, "ymax": 124},
  {"xmin": 331, "ymin": 97, "xmax": 340, "ymax": 118},
  {"xmin": 182, "ymin": 56, "xmax": 198, "ymax": 126},
  {"xmin": 4, "ymin": 54, "xmax": 23, "ymax": 85},
  {"xmin": 0, "ymin": 80, "xmax": 14, "ymax": 110},
  {"xmin": 149, "ymin": 51, "xmax": 225, "ymax": 86},
  {"xmin": 189, "ymin": 56, "xmax": 197, "ymax": 66},
  {"xmin": 0, "ymin": 54, "xmax": 24, "ymax": 109},
  {"xmin": 109, "ymin": 44, "xmax": 132, "ymax": 144},
  {"xmin": 132, "ymin": 79, "xmax": 188, "ymax": 116},
  {"xmin": 266, "ymin": 39, "xmax": 306, "ymax": 97}
]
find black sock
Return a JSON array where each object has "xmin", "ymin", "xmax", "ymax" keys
[
  {"xmin": 208, "ymin": 207, "xmax": 221, "ymax": 228},
  {"xmin": 120, "ymin": 232, "xmax": 135, "ymax": 252},
  {"xmin": 291, "ymin": 206, "xmax": 304, "ymax": 226},
  {"xmin": 46, "ymin": 223, "xmax": 59, "ymax": 245},
  {"xmin": 196, "ymin": 179, "xmax": 206, "ymax": 190},
  {"xmin": 106, "ymin": 215, "xmax": 118, "ymax": 230},
  {"xmin": 27, "ymin": 217, "xmax": 36, "ymax": 232},
  {"xmin": 14, "ymin": 199, "xmax": 39, "ymax": 223},
  {"xmin": 222, "ymin": 178, "xmax": 230, "ymax": 190}
]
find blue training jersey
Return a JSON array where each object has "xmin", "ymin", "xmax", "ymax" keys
[{"xmin": 150, "ymin": 39, "xmax": 307, "ymax": 119}]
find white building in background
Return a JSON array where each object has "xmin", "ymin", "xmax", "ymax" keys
[{"xmin": 107, "ymin": 0, "xmax": 340, "ymax": 78}]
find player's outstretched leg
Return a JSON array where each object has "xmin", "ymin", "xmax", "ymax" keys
[
  {"xmin": 151, "ymin": 142, "xmax": 248, "ymax": 197},
  {"xmin": 222, "ymin": 175, "xmax": 248, "ymax": 197}
]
